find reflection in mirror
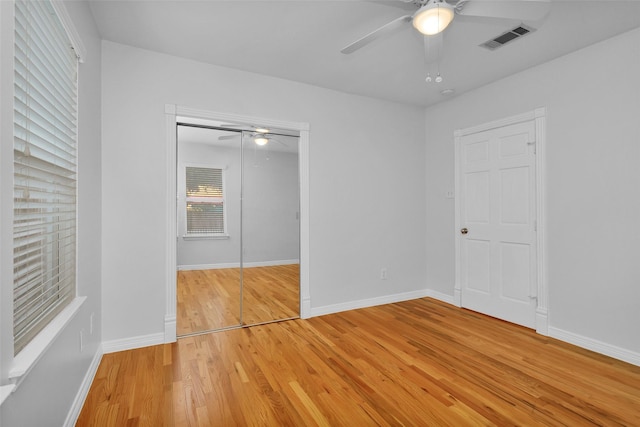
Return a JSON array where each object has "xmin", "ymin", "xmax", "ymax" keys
[
  {"xmin": 175, "ymin": 121, "xmax": 301, "ymax": 336},
  {"xmin": 241, "ymin": 131, "xmax": 300, "ymax": 326},
  {"xmin": 176, "ymin": 125, "xmax": 242, "ymax": 335}
]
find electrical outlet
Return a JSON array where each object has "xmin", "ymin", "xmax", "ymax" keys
[
  {"xmin": 80, "ymin": 329, "xmax": 84, "ymax": 353},
  {"xmin": 90, "ymin": 313, "xmax": 94, "ymax": 335},
  {"xmin": 380, "ymin": 268, "xmax": 388, "ymax": 280}
]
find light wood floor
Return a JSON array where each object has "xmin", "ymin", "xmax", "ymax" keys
[
  {"xmin": 77, "ymin": 298, "xmax": 640, "ymax": 426},
  {"xmin": 177, "ymin": 265, "xmax": 300, "ymax": 336}
]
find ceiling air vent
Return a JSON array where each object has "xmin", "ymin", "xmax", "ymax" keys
[{"xmin": 480, "ymin": 24, "xmax": 536, "ymax": 51}]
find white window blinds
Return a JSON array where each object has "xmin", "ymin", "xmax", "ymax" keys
[
  {"xmin": 13, "ymin": 0, "xmax": 79, "ymax": 354},
  {"xmin": 186, "ymin": 167, "xmax": 226, "ymax": 235}
]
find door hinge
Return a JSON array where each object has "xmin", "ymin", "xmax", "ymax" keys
[{"xmin": 534, "ymin": 220, "xmax": 537, "ymax": 232}]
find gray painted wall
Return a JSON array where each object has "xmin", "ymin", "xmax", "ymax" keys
[
  {"xmin": 425, "ymin": 27, "xmax": 640, "ymax": 355},
  {"xmin": 100, "ymin": 40, "xmax": 427, "ymax": 342}
]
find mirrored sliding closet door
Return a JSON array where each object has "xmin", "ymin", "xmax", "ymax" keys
[
  {"xmin": 241, "ymin": 130, "xmax": 300, "ymax": 326},
  {"xmin": 176, "ymin": 121, "xmax": 300, "ymax": 336}
]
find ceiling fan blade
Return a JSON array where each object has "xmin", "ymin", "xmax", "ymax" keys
[
  {"xmin": 457, "ymin": 0, "xmax": 551, "ymax": 22},
  {"xmin": 423, "ymin": 32, "xmax": 444, "ymax": 64},
  {"xmin": 218, "ymin": 134, "xmax": 240, "ymax": 141},
  {"xmin": 341, "ymin": 14, "xmax": 412, "ymax": 54}
]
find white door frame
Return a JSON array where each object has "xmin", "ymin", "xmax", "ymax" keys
[
  {"xmin": 163, "ymin": 104, "xmax": 311, "ymax": 342},
  {"xmin": 454, "ymin": 107, "xmax": 548, "ymax": 335}
]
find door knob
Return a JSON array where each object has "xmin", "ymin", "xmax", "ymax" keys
[{"xmin": 460, "ymin": 228, "xmax": 468, "ymax": 235}]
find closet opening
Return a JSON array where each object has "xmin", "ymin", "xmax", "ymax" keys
[{"xmin": 175, "ymin": 120, "xmax": 301, "ymax": 337}]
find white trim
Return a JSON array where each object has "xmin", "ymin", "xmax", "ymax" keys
[
  {"xmin": 172, "ymin": 106, "xmax": 310, "ymax": 132},
  {"xmin": 164, "ymin": 315, "xmax": 176, "ymax": 343},
  {"xmin": 308, "ymin": 290, "xmax": 433, "ymax": 318},
  {"xmin": 454, "ymin": 108, "xmax": 548, "ymax": 333},
  {"xmin": 102, "ymin": 332, "xmax": 165, "ymax": 354},
  {"xmin": 423, "ymin": 289, "xmax": 457, "ymax": 306},
  {"xmin": 536, "ymin": 307, "xmax": 549, "ymax": 336},
  {"xmin": 63, "ymin": 344, "xmax": 103, "ymax": 427},
  {"xmin": 533, "ymin": 107, "xmax": 548, "ymax": 335},
  {"xmin": 165, "ymin": 105, "xmax": 311, "ymax": 340},
  {"xmin": 299, "ymin": 126, "xmax": 311, "ymax": 319},
  {"xmin": 50, "ymin": 1, "xmax": 87, "ymax": 62},
  {"xmin": 9, "ymin": 296, "xmax": 86, "ymax": 387},
  {"xmin": 178, "ymin": 259, "xmax": 300, "ymax": 271},
  {"xmin": 453, "ymin": 129, "xmax": 462, "ymax": 308},
  {"xmin": 0, "ymin": 385, "xmax": 15, "ymax": 406},
  {"xmin": 548, "ymin": 327, "xmax": 640, "ymax": 367},
  {"xmin": 301, "ymin": 297, "xmax": 312, "ymax": 319},
  {"xmin": 455, "ymin": 109, "xmax": 541, "ymax": 137},
  {"xmin": 165, "ymin": 110, "xmax": 178, "ymax": 343}
]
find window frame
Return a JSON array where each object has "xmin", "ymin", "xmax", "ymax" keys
[{"xmin": 4, "ymin": 0, "xmax": 87, "ymax": 389}]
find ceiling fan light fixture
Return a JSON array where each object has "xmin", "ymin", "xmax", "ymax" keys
[
  {"xmin": 254, "ymin": 136, "xmax": 269, "ymax": 146},
  {"xmin": 255, "ymin": 128, "xmax": 270, "ymax": 133},
  {"xmin": 412, "ymin": 1, "xmax": 454, "ymax": 36}
]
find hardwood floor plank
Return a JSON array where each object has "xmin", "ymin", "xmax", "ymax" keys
[{"xmin": 77, "ymin": 298, "xmax": 640, "ymax": 426}]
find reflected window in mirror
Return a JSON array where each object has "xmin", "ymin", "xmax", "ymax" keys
[{"xmin": 185, "ymin": 166, "xmax": 227, "ymax": 237}]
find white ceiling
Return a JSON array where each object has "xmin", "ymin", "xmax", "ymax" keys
[{"xmin": 88, "ymin": 1, "xmax": 640, "ymax": 107}]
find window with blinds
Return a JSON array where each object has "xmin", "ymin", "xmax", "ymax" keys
[
  {"xmin": 13, "ymin": 0, "xmax": 79, "ymax": 354},
  {"xmin": 185, "ymin": 167, "xmax": 226, "ymax": 235}
]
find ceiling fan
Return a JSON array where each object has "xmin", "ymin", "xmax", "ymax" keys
[{"xmin": 341, "ymin": 0, "xmax": 551, "ymax": 59}]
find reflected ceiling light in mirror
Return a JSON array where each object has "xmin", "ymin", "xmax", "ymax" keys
[{"xmin": 254, "ymin": 136, "xmax": 269, "ymax": 146}]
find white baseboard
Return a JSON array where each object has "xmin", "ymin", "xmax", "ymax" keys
[
  {"xmin": 423, "ymin": 289, "xmax": 456, "ymax": 306},
  {"xmin": 536, "ymin": 307, "xmax": 549, "ymax": 336},
  {"xmin": 308, "ymin": 289, "xmax": 433, "ymax": 318},
  {"xmin": 178, "ymin": 259, "xmax": 299, "ymax": 271},
  {"xmin": 164, "ymin": 314, "xmax": 177, "ymax": 343},
  {"xmin": 102, "ymin": 332, "xmax": 165, "ymax": 354},
  {"xmin": 548, "ymin": 326, "xmax": 640, "ymax": 367},
  {"xmin": 300, "ymin": 297, "xmax": 311, "ymax": 319},
  {"xmin": 454, "ymin": 288, "xmax": 462, "ymax": 306},
  {"xmin": 423, "ymin": 288, "xmax": 636, "ymax": 367},
  {"xmin": 63, "ymin": 344, "xmax": 103, "ymax": 427}
]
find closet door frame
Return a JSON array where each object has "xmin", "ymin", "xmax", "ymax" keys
[{"xmin": 164, "ymin": 105, "xmax": 311, "ymax": 343}]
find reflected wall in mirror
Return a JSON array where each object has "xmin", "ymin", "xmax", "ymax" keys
[{"xmin": 176, "ymin": 122, "xmax": 300, "ymax": 336}]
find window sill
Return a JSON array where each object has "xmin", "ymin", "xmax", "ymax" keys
[
  {"xmin": 9, "ymin": 296, "xmax": 86, "ymax": 389},
  {"xmin": 182, "ymin": 234, "xmax": 230, "ymax": 240}
]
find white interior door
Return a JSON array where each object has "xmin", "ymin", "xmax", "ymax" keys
[{"xmin": 457, "ymin": 120, "xmax": 537, "ymax": 328}]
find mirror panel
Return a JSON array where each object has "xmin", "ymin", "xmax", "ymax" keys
[
  {"xmin": 241, "ymin": 130, "xmax": 300, "ymax": 325},
  {"xmin": 176, "ymin": 125, "xmax": 242, "ymax": 334}
]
